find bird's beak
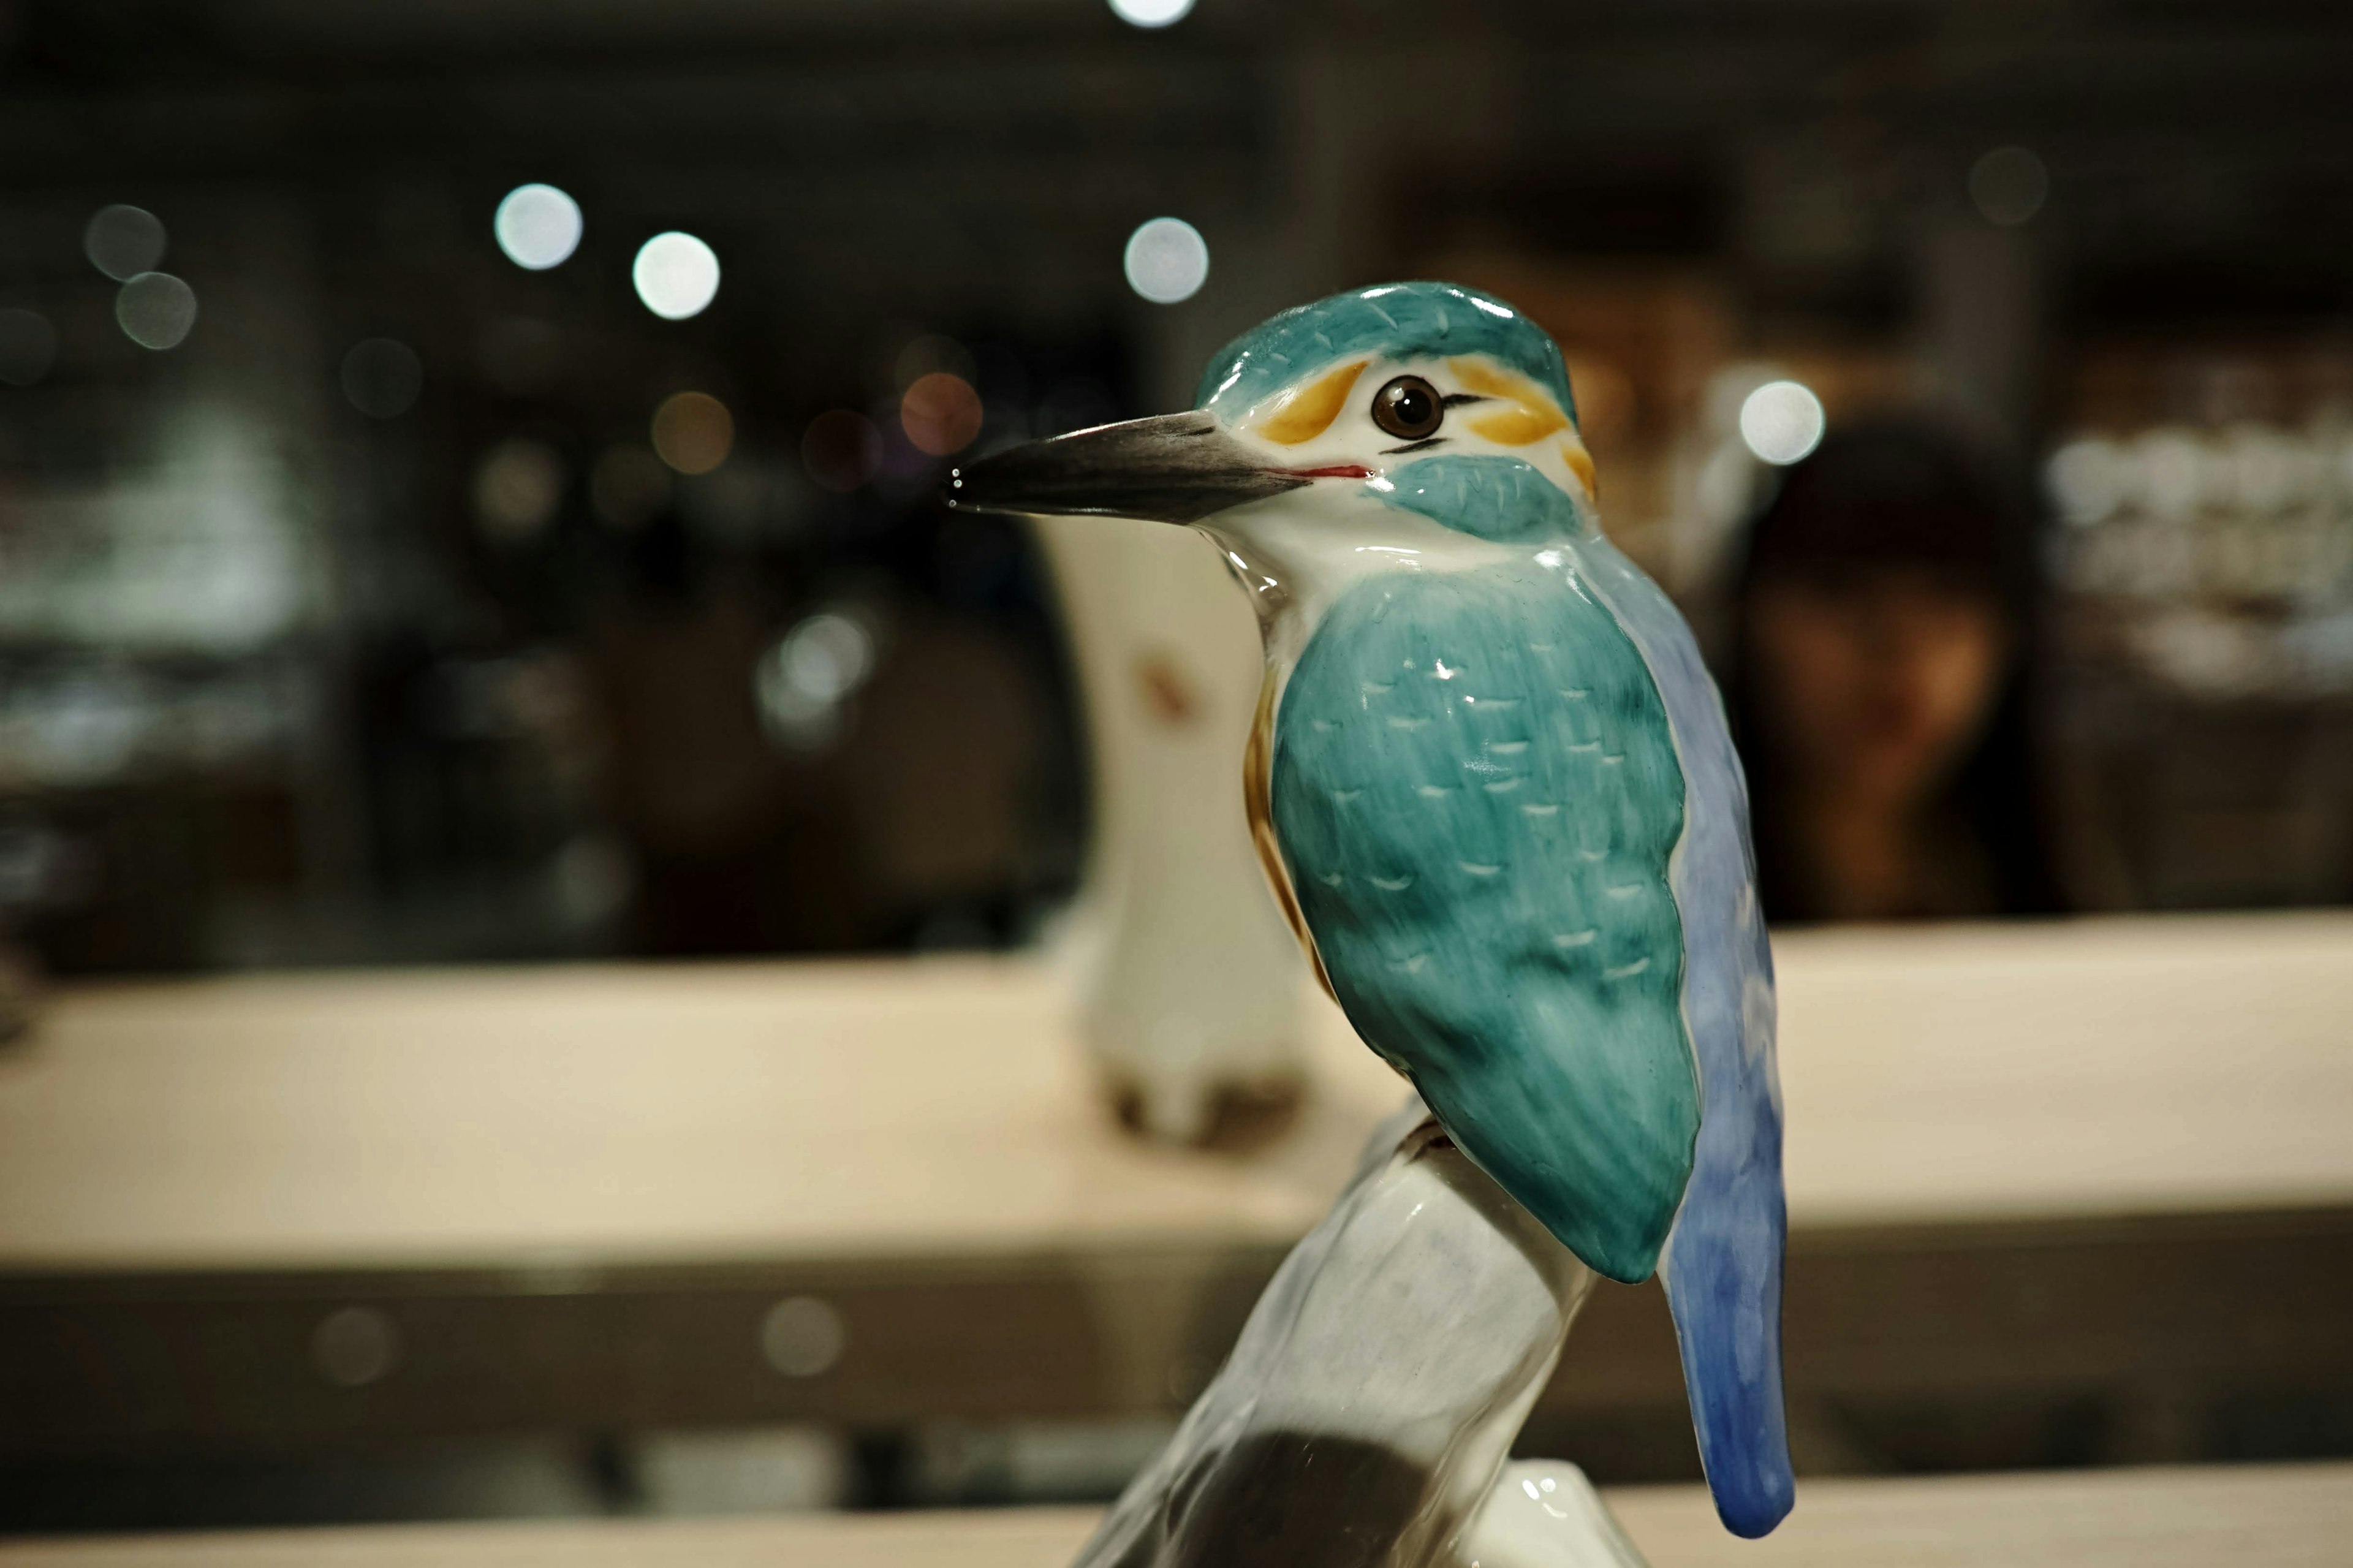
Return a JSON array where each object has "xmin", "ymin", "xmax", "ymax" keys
[{"xmin": 944, "ymin": 411, "xmax": 1361, "ymax": 524}]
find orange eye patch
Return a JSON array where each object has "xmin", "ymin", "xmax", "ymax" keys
[
  {"xmin": 1448, "ymin": 357, "xmax": 1571, "ymax": 446},
  {"xmin": 1561, "ymin": 442, "xmax": 1597, "ymax": 500},
  {"xmin": 1258, "ymin": 359, "xmax": 1368, "ymax": 445}
]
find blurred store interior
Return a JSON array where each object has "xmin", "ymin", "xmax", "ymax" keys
[{"xmin": 2, "ymin": 0, "xmax": 2352, "ymax": 1546}]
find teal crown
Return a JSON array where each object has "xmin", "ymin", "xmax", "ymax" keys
[{"xmin": 1194, "ymin": 281, "xmax": 1578, "ymax": 426}]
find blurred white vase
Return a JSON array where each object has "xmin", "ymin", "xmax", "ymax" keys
[{"xmin": 1033, "ymin": 513, "xmax": 1308, "ymax": 1143}]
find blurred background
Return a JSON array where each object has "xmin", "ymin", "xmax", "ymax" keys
[
  {"xmin": 7, "ymin": 0, "xmax": 2353, "ymax": 978},
  {"xmin": 3, "ymin": 0, "xmax": 2352, "ymax": 1546}
]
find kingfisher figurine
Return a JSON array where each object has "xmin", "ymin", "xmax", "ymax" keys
[{"xmin": 949, "ymin": 282, "xmax": 1790, "ymax": 1562}]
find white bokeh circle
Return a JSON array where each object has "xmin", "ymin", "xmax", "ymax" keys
[
  {"xmin": 1738, "ymin": 381, "xmax": 1826, "ymax": 466},
  {"xmin": 1123, "ymin": 217, "xmax": 1209, "ymax": 305},
  {"xmin": 494, "ymin": 184, "xmax": 583, "ymax": 270},
  {"xmin": 1109, "ymin": 0, "xmax": 1194, "ymax": 26},
  {"xmin": 632, "ymin": 232, "xmax": 721, "ymax": 320}
]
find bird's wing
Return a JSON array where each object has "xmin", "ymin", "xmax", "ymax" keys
[
  {"xmin": 1271, "ymin": 561, "xmax": 1699, "ymax": 1286},
  {"xmin": 1578, "ymin": 536, "xmax": 1794, "ymax": 1539}
]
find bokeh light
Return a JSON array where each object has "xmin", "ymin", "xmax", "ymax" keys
[
  {"xmin": 1108, "ymin": 0, "xmax": 1195, "ymax": 27},
  {"xmin": 759, "ymin": 1295, "xmax": 849, "ymax": 1376},
  {"xmin": 589, "ymin": 445, "xmax": 673, "ymax": 528},
  {"xmin": 493, "ymin": 184, "xmax": 584, "ymax": 270},
  {"xmin": 757, "ymin": 610, "xmax": 880, "ymax": 752},
  {"xmin": 632, "ymin": 232, "xmax": 720, "ymax": 320},
  {"xmin": 651, "ymin": 391, "xmax": 735, "ymax": 474},
  {"xmin": 0, "ymin": 309, "xmax": 58, "ymax": 387},
  {"xmin": 1123, "ymin": 216, "xmax": 1209, "ymax": 305},
  {"xmin": 2137, "ymin": 429, "xmax": 2205, "ymax": 521},
  {"xmin": 2221, "ymin": 424, "xmax": 2309, "ymax": 515},
  {"xmin": 311, "ymin": 1307, "xmax": 400, "ymax": 1389},
  {"xmin": 472, "ymin": 439, "xmax": 567, "ymax": 543},
  {"xmin": 801, "ymin": 409, "xmax": 883, "ymax": 493},
  {"xmin": 84, "ymin": 205, "xmax": 167, "ymax": 281},
  {"xmin": 1969, "ymin": 146, "xmax": 2050, "ymax": 227},
  {"xmin": 2046, "ymin": 437, "xmax": 2128, "ymax": 528},
  {"xmin": 340, "ymin": 338, "xmax": 424, "ymax": 419},
  {"xmin": 115, "ymin": 272, "xmax": 197, "ymax": 350},
  {"xmin": 901, "ymin": 373, "xmax": 983, "ymax": 456},
  {"xmin": 1738, "ymin": 379, "xmax": 1825, "ymax": 465},
  {"xmin": 548, "ymin": 835, "xmax": 635, "ymax": 930}
]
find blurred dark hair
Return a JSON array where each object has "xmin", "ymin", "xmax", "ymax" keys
[
  {"xmin": 1741, "ymin": 420, "xmax": 2038, "ymax": 602},
  {"xmin": 1727, "ymin": 418, "xmax": 2063, "ymax": 921}
]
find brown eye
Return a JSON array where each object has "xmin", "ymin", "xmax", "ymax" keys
[{"xmin": 1371, "ymin": 374, "xmax": 1443, "ymax": 441}]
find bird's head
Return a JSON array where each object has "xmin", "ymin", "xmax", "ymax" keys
[{"xmin": 945, "ymin": 282, "xmax": 1597, "ymax": 557}]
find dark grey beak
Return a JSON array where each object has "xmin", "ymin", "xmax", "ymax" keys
[{"xmin": 944, "ymin": 411, "xmax": 1350, "ymax": 524}]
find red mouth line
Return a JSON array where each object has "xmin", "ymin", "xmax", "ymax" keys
[{"xmin": 1278, "ymin": 464, "xmax": 1373, "ymax": 480}]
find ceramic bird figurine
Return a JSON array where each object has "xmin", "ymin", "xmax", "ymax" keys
[{"xmin": 950, "ymin": 281, "xmax": 1791, "ymax": 1550}]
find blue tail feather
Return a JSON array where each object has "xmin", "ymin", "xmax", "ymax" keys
[
  {"xmin": 1576, "ymin": 531, "xmax": 1794, "ymax": 1537},
  {"xmin": 1662, "ymin": 1108, "xmax": 1792, "ymax": 1537}
]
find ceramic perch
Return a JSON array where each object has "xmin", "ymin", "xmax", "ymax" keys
[{"xmin": 949, "ymin": 282, "xmax": 1792, "ymax": 1562}]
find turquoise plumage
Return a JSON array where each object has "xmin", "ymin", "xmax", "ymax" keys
[
  {"xmin": 1276, "ymin": 439, "xmax": 1792, "ymax": 1536},
  {"xmin": 1271, "ymin": 556, "xmax": 1696, "ymax": 1283}
]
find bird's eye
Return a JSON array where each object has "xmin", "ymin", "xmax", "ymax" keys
[{"xmin": 1371, "ymin": 374, "xmax": 1443, "ymax": 441}]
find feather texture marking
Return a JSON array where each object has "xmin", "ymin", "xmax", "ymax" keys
[
  {"xmin": 1351, "ymin": 443, "xmax": 1790, "ymax": 1534},
  {"xmin": 1272, "ymin": 564, "xmax": 1698, "ymax": 1284}
]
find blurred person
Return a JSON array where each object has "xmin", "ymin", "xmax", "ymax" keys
[{"xmin": 1727, "ymin": 420, "xmax": 2061, "ymax": 923}]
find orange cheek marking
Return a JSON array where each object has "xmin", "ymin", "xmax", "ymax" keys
[
  {"xmin": 1468, "ymin": 406, "xmax": 1570, "ymax": 444},
  {"xmin": 1561, "ymin": 442, "xmax": 1598, "ymax": 501},
  {"xmin": 1259, "ymin": 358, "xmax": 1369, "ymax": 445},
  {"xmin": 1447, "ymin": 357, "xmax": 1544, "ymax": 403},
  {"xmin": 1447, "ymin": 355, "xmax": 1570, "ymax": 444}
]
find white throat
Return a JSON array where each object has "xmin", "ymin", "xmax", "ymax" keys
[{"xmin": 1194, "ymin": 483, "xmax": 1539, "ymax": 675}]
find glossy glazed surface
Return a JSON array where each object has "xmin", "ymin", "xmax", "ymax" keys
[
  {"xmin": 1195, "ymin": 284, "xmax": 1790, "ymax": 1536},
  {"xmin": 1273, "ymin": 558, "xmax": 1695, "ymax": 1284},
  {"xmin": 1070, "ymin": 1107, "xmax": 1596, "ymax": 1568},
  {"xmin": 1572, "ymin": 530, "xmax": 1792, "ymax": 1536},
  {"xmin": 1197, "ymin": 282, "xmax": 1578, "ymax": 430},
  {"xmin": 1380, "ymin": 455, "xmax": 1585, "ymax": 544},
  {"xmin": 945, "ymin": 279, "xmax": 1792, "ymax": 1543}
]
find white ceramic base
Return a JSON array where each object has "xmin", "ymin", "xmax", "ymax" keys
[{"xmin": 1461, "ymin": 1461, "xmax": 1651, "ymax": 1568}]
